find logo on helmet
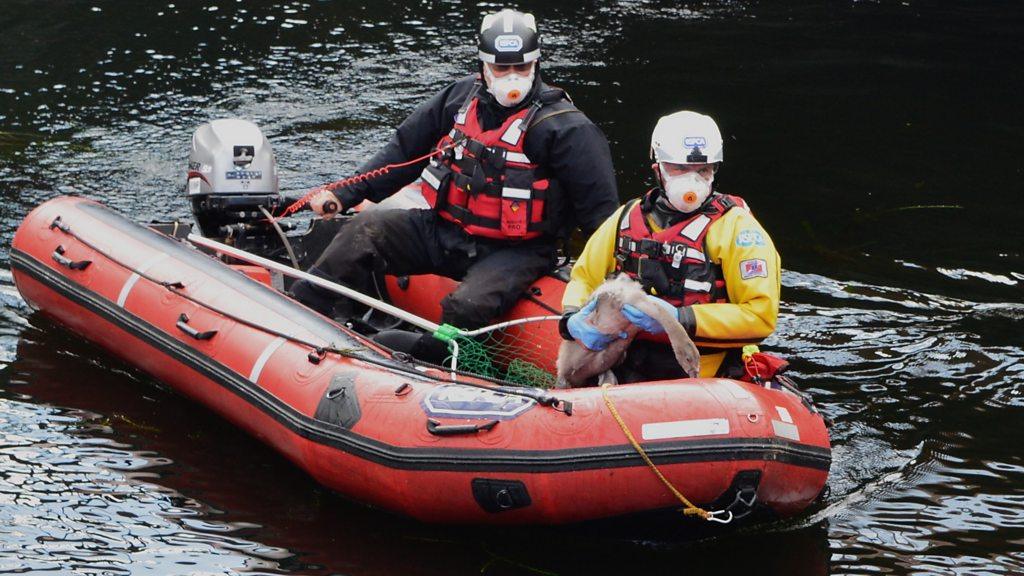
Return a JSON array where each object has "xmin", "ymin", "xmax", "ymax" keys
[
  {"xmin": 495, "ymin": 34, "xmax": 524, "ymax": 52},
  {"xmin": 683, "ymin": 136, "xmax": 707, "ymax": 148}
]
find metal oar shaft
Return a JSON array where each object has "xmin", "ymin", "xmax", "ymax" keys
[{"xmin": 186, "ymin": 233, "xmax": 441, "ymax": 333}]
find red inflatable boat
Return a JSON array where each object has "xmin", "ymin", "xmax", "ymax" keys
[{"xmin": 10, "ymin": 196, "xmax": 830, "ymax": 525}]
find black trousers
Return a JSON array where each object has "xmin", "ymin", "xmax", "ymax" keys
[
  {"xmin": 313, "ymin": 209, "xmax": 557, "ymax": 329},
  {"xmin": 613, "ymin": 339, "xmax": 689, "ymax": 383},
  {"xmin": 614, "ymin": 341, "xmax": 740, "ymax": 383}
]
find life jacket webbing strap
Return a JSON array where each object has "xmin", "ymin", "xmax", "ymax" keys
[
  {"xmin": 616, "ymin": 199, "xmax": 640, "ymax": 231},
  {"xmin": 528, "ymin": 107, "xmax": 582, "ymax": 130},
  {"xmin": 455, "ymin": 82, "xmax": 481, "ymax": 125},
  {"xmin": 444, "ymin": 203, "xmax": 547, "ymax": 232}
]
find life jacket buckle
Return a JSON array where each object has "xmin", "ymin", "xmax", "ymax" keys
[
  {"xmin": 637, "ymin": 257, "xmax": 672, "ymax": 296},
  {"xmin": 488, "ymin": 147, "xmax": 507, "ymax": 172},
  {"xmin": 467, "ymin": 165, "xmax": 487, "ymax": 195},
  {"xmin": 638, "ymin": 238, "xmax": 661, "ymax": 258}
]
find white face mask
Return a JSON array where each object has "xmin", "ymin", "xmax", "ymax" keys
[
  {"xmin": 662, "ymin": 167, "xmax": 713, "ymax": 214},
  {"xmin": 484, "ymin": 65, "xmax": 534, "ymax": 108}
]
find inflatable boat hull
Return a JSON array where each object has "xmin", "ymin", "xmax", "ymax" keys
[{"xmin": 10, "ymin": 197, "xmax": 831, "ymax": 525}]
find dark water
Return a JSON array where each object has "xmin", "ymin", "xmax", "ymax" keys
[{"xmin": 1, "ymin": 1, "xmax": 1022, "ymax": 574}]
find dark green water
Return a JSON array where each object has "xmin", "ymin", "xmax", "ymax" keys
[{"xmin": 1, "ymin": 1, "xmax": 1022, "ymax": 574}]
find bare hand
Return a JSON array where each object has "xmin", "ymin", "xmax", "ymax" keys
[{"xmin": 309, "ymin": 190, "xmax": 341, "ymax": 216}]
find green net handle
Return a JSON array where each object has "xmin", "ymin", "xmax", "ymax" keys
[{"xmin": 432, "ymin": 323, "xmax": 461, "ymax": 343}]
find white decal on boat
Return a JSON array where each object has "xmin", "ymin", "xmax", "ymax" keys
[
  {"xmin": 422, "ymin": 384, "xmax": 535, "ymax": 420},
  {"xmin": 116, "ymin": 253, "xmax": 170, "ymax": 307},
  {"xmin": 249, "ymin": 336, "xmax": 287, "ymax": 383},
  {"xmin": 772, "ymin": 419, "xmax": 801, "ymax": 441},
  {"xmin": 717, "ymin": 379, "xmax": 753, "ymax": 400},
  {"xmin": 776, "ymin": 406, "xmax": 793, "ymax": 423},
  {"xmin": 641, "ymin": 418, "xmax": 730, "ymax": 440}
]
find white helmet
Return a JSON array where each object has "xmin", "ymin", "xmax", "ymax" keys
[{"xmin": 650, "ymin": 111, "xmax": 723, "ymax": 165}]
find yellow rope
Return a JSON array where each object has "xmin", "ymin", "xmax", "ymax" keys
[{"xmin": 601, "ymin": 383, "xmax": 710, "ymax": 520}]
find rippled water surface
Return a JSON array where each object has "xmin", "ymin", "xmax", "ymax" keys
[{"xmin": 1, "ymin": 1, "xmax": 1022, "ymax": 574}]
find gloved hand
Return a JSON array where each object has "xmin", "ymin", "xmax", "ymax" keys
[
  {"xmin": 621, "ymin": 296, "xmax": 679, "ymax": 334},
  {"xmin": 565, "ymin": 299, "xmax": 628, "ymax": 351}
]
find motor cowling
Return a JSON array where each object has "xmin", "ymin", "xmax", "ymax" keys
[{"xmin": 187, "ymin": 119, "xmax": 281, "ymax": 237}]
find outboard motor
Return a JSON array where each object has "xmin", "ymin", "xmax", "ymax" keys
[
  {"xmin": 187, "ymin": 119, "xmax": 281, "ymax": 239},
  {"xmin": 180, "ymin": 118, "xmax": 342, "ymax": 272}
]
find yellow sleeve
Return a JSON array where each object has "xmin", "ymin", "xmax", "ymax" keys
[
  {"xmin": 690, "ymin": 207, "xmax": 781, "ymax": 347},
  {"xmin": 561, "ymin": 205, "xmax": 627, "ymax": 311}
]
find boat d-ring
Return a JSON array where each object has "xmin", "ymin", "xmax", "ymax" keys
[{"xmin": 705, "ymin": 509, "xmax": 734, "ymax": 524}]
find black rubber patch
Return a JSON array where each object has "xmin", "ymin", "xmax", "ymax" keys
[
  {"xmin": 315, "ymin": 371, "xmax": 361, "ymax": 429},
  {"xmin": 472, "ymin": 478, "xmax": 531, "ymax": 513},
  {"xmin": 709, "ymin": 469, "xmax": 762, "ymax": 521}
]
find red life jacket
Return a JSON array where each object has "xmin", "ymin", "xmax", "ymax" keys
[
  {"xmin": 420, "ymin": 83, "xmax": 562, "ymax": 241},
  {"xmin": 615, "ymin": 190, "xmax": 747, "ymax": 307}
]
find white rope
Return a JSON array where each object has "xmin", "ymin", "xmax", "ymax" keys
[{"xmin": 459, "ymin": 315, "xmax": 562, "ymax": 337}]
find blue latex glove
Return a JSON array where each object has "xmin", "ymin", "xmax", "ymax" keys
[
  {"xmin": 567, "ymin": 299, "xmax": 628, "ymax": 351},
  {"xmin": 621, "ymin": 296, "xmax": 679, "ymax": 334}
]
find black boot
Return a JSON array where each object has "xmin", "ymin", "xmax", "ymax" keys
[
  {"xmin": 289, "ymin": 267, "xmax": 338, "ymax": 317},
  {"xmin": 373, "ymin": 330, "xmax": 451, "ymax": 365},
  {"xmin": 411, "ymin": 333, "xmax": 451, "ymax": 364}
]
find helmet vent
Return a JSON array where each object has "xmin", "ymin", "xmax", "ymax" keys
[{"xmin": 686, "ymin": 146, "xmax": 708, "ymax": 163}]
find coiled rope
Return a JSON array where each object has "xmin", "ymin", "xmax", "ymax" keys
[{"xmin": 274, "ymin": 138, "xmax": 462, "ymax": 220}]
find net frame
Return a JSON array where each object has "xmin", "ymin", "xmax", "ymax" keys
[{"xmin": 435, "ymin": 315, "xmax": 562, "ymax": 387}]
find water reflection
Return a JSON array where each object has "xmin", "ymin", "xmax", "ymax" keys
[
  {"xmin": 2, "ymin": 0, "xmax": 1023, "ymax": 574},
  {"xmin": 2, "ymin": 317, "xmax": 834, "ymax": 575},
  {"xmin": 0, "ymin": 386, "xmax": 289, "ymax": 574}
]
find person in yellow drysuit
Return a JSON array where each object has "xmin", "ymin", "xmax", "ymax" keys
[{"xmin": 558, "ymin": 110, "xmax": 781, "ymax": 381}]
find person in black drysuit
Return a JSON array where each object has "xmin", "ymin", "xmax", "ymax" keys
[{"xmin": 292, "ymin": 9, "xmax": 619, "ymax": 350}]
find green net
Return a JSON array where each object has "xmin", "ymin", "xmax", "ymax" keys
[{"xmin": 437, "ymin": 317, "xmax": 562, "ymax": 388}]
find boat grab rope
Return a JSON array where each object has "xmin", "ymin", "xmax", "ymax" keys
[
  {"xmin": 274, "ymin": 136, "xmax": 465, "ymax": 221},
  {"xmin": 601, "ymin": 384, "xmax": 732, "ymax": 524},
  {"xmin": 45, "ymin": 215, "xmax": 571, "ymax": 414}
]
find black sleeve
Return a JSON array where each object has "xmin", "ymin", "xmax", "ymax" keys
[
  {"xmin": 335, "ymin": 79, "xmax": 469, "ymax": 207},
  {"xmin": 540, "ymin": 116, "xmax": 620, "ymax": 236}
]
